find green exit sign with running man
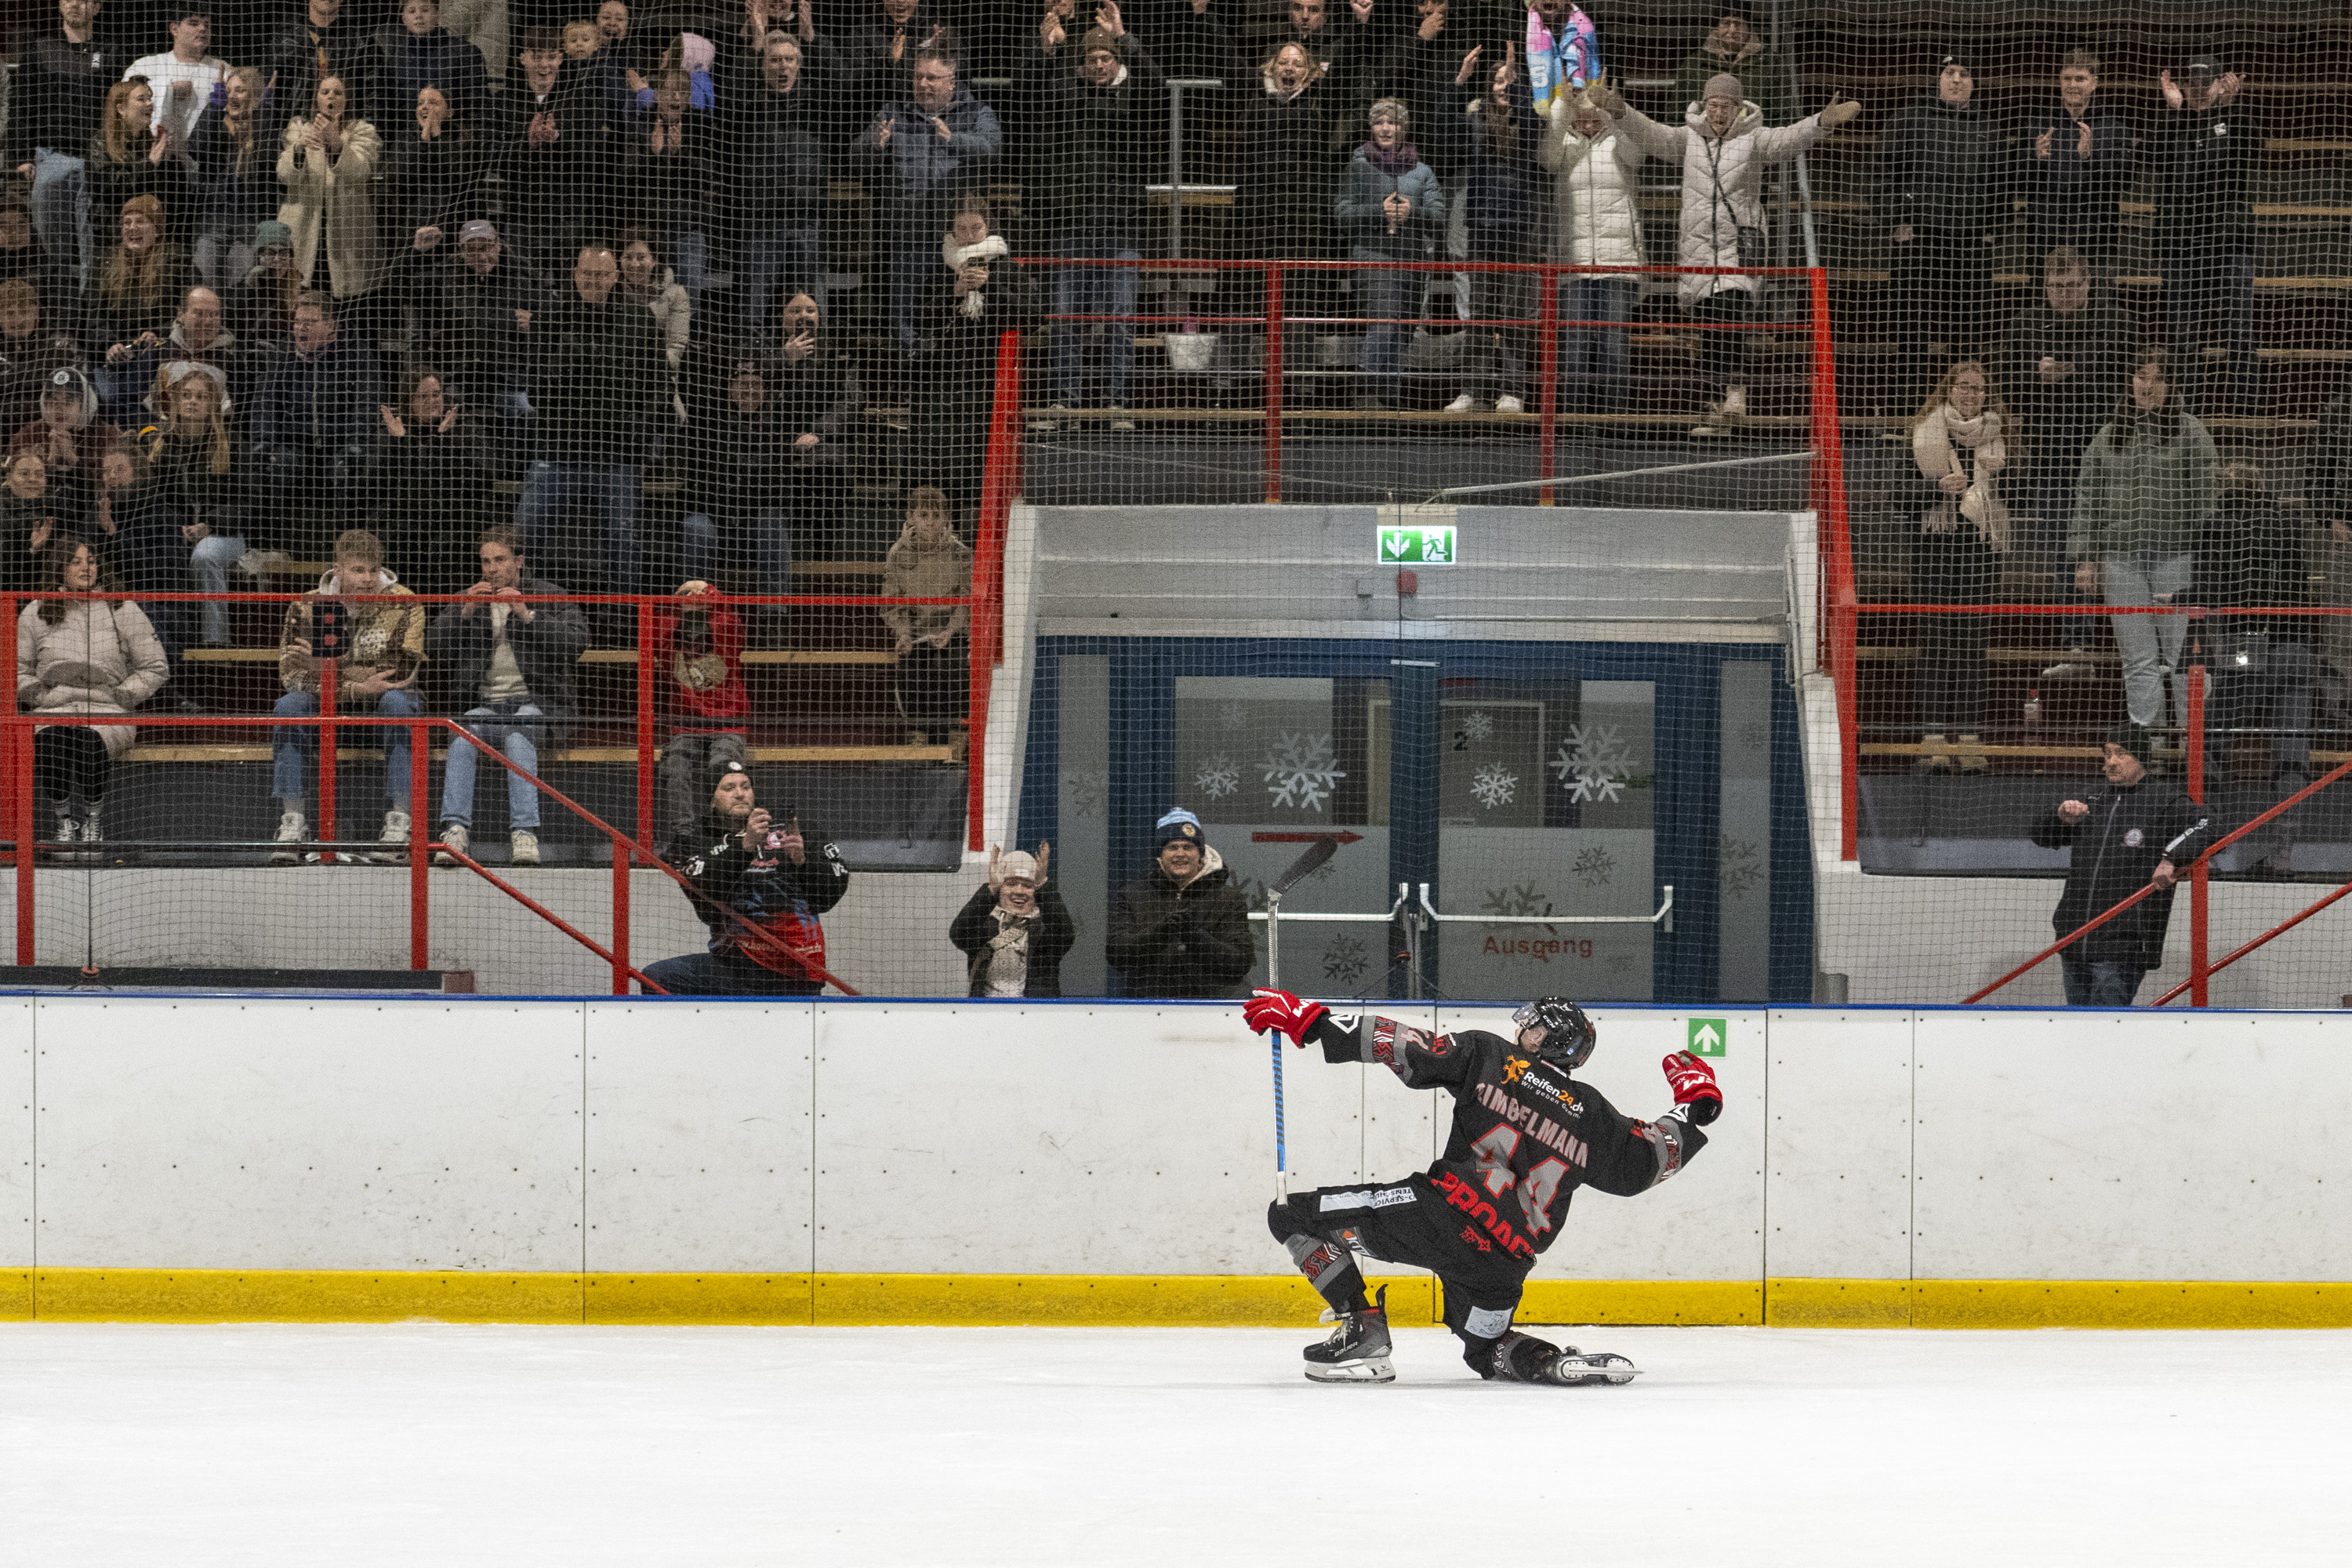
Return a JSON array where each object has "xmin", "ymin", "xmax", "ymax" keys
[
  {"xmin": 1687, "ymin": 1018, "xmax": 1727, "ymax": 1057},
  {"xmin": 1377, "ymin": 524, "xmax": 1456, "ymax": 564}
]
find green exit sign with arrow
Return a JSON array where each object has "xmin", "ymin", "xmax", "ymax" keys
[
  {"xmin": 1377, "ymin": 524, "xmax": 1456, "ymax": 564},
  {"xmin": 1686, "ymin": 1018, "xmax": 1726, "ymax": 1057}
]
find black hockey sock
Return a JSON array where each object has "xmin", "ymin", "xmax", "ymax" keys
[{"xmin": 1283, "ymin": 1233, "xmax": 1370, "ymax": 1316}]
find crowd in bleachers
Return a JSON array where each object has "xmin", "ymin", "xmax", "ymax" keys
[{"xmin": 1, "ymin": 0, "xmax": 2346, "ymax": 862}]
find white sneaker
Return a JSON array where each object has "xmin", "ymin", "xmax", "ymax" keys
[
  {"xmin": 510, "ymin": 829, "xmax": 541, "ymax": 866},
  {"xmin": 1029, "ymin": 401, "xmax": 1068, "ymax": 433},
  {"xmin": 1494, "ymin": 394, "xmax": 1525, "ymax": 414},
  {"xmin": 1720, "ymin": 385, "xmax": 1748, "ymax": 419},
  {"xmin": 371, "ymin": 806, "xmax": 411, "ymax": 865},
  {"xmin": 1444, "ymin": 393, "xmax": 1479, "ymax": 414},
  {"xmin": 434, "ymin": 822, "xmax": 469, "ymax": 866},
  {"xmin": 80, "ymin": 803, "xmax": 102, "ymax": 844},
  {"xmin": 1107, "ymin": 406, "xmax": 1136, "ymax": 432},
  {"xmin": 52, "ymin": 810, "xmax": 78, "ymax": 844},
  {"xmin": 270, "ymin": 809, "xmax": 307, "ymax": 865}
]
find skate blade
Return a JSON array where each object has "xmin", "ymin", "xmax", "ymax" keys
[
  {"xmin": 1549, "ymin": 1352, "xmax": 1639, "ymax": 1387},
  {"xmin": 1304, "ymin": 1356, "xmax": 1396, "ymax": 1385}
]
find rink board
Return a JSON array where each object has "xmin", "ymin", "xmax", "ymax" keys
[{"xmin": 5, "ymin": 998, "xmax": 2351, "ymax": 1327}]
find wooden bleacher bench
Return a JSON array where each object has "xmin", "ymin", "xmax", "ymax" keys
[
  {"xmin": 123, "ymin": 742, "xmax": 953, "ymax": 764},
  {"xmin": 191, "ymin": 648, "xmax": 898, "ymax": 667}
]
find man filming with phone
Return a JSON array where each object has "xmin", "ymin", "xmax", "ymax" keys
[{"xmin": 644, "ymin": 758, "xmax": 851, "ymax": 995}]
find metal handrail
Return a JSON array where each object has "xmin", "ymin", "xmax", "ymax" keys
[
  {"xmin": 1418, "ymin": 881, "xmax": 1675, "ymax": 933},
  {"xmin": 1249, "ymin": 883, "xmax": 1411, "ymax": 993}
]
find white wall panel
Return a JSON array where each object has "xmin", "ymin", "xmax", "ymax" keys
[
  {"xmin": 1766, "ymin": 1009, "xmax": 1912, "ymax": 1279},
  {"xmin": 583, "ymin": 1001, "xmax": 814, "ymax": 1273},
  {"xmin": 34, "ymin": 998, "xmax": 584, "ymax": 1271},
  {"xmin": 1435, "ymin": 1007, "xmax": 1766, "ymax": 1281},
  {"xmin": 813, "ymin": 1001, "xmax": 1291, "ymax": 1275},
  {"xmin": 1914, "ymin": 1011, "xmax": 2352, "ymax": 1280},
  {"xmin": 0, "ymin": 1000, "xmax": 31, "ymax": 1269}
]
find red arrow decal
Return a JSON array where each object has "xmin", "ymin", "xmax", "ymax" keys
[{"xmin": 1250, "ymin": 831, "xmax": 1365, "ymax": 844}]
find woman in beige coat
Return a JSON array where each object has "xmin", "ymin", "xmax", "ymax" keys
[
  {"xmin": 1909, "ymin": 360, "xmax": 2012, "ymax": 773},
  {"xmin": 15, "ymin": 537, "xmax": 169, "ymax": 844},
  {"xmin": 879, "ymin": 485, "xmax": 973, "ymax": 753},
  {"xmin": 277, "ymin": 76, "xmax": 384, "ymax": 304}
]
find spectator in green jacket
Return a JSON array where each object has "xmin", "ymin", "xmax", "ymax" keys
[{"xmin": 2070, "ymin": 347, "xmax": 2219, "ymax": 732}]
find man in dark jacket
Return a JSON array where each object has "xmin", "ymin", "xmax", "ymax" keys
[
  {"xmin": 2306, "ymin": 393, "xmax": 2352, "ymax": 720},
  {"xmin": 425, "ymin": 524, "xmax": 586, "ymax": 866},
  {"xmin": 515, "ymin": 242, "xmax": 663, "ymax": 603},
  {"xmin": 2153, "ymin": 52, "xmax": 2263, "ymax": 416},
  {"xmin": 647, "ymin": 758, "xmax": 852, "ymax": 996},
  {"xmin": 2030, "ymin": 724, "xmax": 2211, "ymax": 1006},
  {"xmin": 1105, "ymin": 808, "xmax": 1255, "ymax": 998},
  {"xmin": 374, "ymin": 0, "xmax": 492, "ymax": 129},
  {"xmin": 265, "ymin": 0, "xmax": 383, "ymax": 140},
  {"xmin": 2197, "ymin": 464, "xmax": 2321, "ymax": 860},
  {"xmin": 251, "ymin": 292, "xmax": 380, "ymax": 552},
  {"xmin": 404, "ymin": 220, "xmax": 539, "ymax": 441},
  {"xmin": 7, "ymin": 0, "xmax": 137, "ymax": 286},
  {"xmin": 852, "ymin": 47, "xmax": 1001, "ymax": 352},
  {"xmin": 723, "ymin": 16, "xmax": 841, "ymax": 339},
  {"xmin": 1022, "ymin": 8, "xmax": 1161, "ymax": 423},
  {"xmin": 496, "ymin": 31, "xmax": 604, "ymax": 285},
  {"xmin": 1875, "ymin": 54, "xmax": 2013, "ymax": 397},
  {"xmin": 1994, "ymin": 245, "xmax": 2126, "ymax": 656},
  {"xmin": 2022, "ymin": 49, "xmax": 2131, "ymax": 276}
]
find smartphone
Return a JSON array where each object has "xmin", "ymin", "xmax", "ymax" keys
[{"xmin": 312, "ymin": 598, "xmax": 348, "ymax": 658}]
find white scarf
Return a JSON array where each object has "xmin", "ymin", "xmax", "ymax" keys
[
  {"xmin": 1913, "ymin": 404, "xmax": 2010, "ymax": 552},
  {"xmin": 985, "ymin": 904, "xmax": 1032, "ymax": 996},
  {"xmin": 942, "ymin": 234, "xmax": 1011, "ymax": 318}
]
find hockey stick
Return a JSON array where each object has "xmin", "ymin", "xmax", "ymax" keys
[{"xmin": 1263, "ymin": 835, "xmax": 1343, "ymax": 1200}]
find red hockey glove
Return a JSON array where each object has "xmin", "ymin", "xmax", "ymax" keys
[
  {"xmin": 1661, "ymin": 1051, "xmax": 1722, "ymax": 1126},
  {"xmin": 1244, "ymin": 988, "xmax": 1329, "ymax": 1049}
]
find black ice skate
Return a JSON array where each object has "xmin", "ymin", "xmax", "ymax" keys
[
  {"xmin": 1303, "ymin": 1287, "xmax": 1393, "ymax": 1384},
  {"xmin": 1490, "ymin": 1331, "xmax": 1640, "ymax": 1387}
]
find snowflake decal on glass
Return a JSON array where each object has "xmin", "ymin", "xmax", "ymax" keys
[
  {"xmin": 1468, "ymin": 763, "xmax": 1518, "ymax": 811},
  {"xmin": 1572, "ymin": 845, "xmax": 1616, "ymax": 887},
  {"xmin": 1193, "ymin": 753, "xmax": 1240, "ymax": 799},
  {"xmin": 1260, "ymin": 731, "xmax": 1345, "ymax": 811},
  {"xmin": 1322, "ymin": 934, "xmax": 1371, "ymax": 988},
  {"xmin": 1460, "ymin": 710, "xmax": 1495, "ymax": 742},
  {"xmin": 1553, "ymin": 722, "xmax": 1632, "ymax": 804},
  {"xmin": 1065, "ymin": 768, "xmax": 1107, "ymax": 819},
  {"xmin": 1218, "ymin": 701, "xmax": 1250, "ymax": 731},
  {"xmin": 1483, "ymin": 882, "xmax": 1551, "ymax": 918},
  {"xmin": 1720, "ymin": 835, "xmax": 1765, "ymax": 900}
]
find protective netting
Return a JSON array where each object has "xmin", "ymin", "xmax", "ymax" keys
[{"xmin": 0, "ymin": 2, "xmax": 2343, "ymax": 1004}]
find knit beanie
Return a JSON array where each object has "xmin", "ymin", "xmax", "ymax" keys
[
  {"xmin": 1079, "ymin": 26, "xmax": 1117, "ymax": 56},
  {"xmin": 1154, "ymin": 807, "xmax": 1207, "ymax": 853},
  {"xmin": 1703, "ymin": 72, "xmax": 1744, "ymax": 105},
  {"xmin": 998, "ymin": 850, "xmax": 1039, "ymax": 883},
  {"xmin": 2105, "ymin": 722, "xmax": 2154, "ymax": 767},
  {"xmin": 122, "ymin": 192, "xmax": 166, "ymax": 232}
]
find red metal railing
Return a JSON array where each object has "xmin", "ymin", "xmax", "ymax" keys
[
  {"xmin": 1021, "ymin": 258, "xmax": 1826, "ymax": 505},
  {"xmin": 1, "ymin": 583, "xmax": 983, "ymax": 993}
]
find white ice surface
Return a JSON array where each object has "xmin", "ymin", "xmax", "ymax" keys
[{"xmin": 2, "ymin": 1324, "xmax": 2347, "ymax": 1565}]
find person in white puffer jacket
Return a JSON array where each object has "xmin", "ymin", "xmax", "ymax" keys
[
  {"xmin": 1588, "ymin": 71, "xmax": 1858, "ymax": 434},
  {"xmin": 1540, "ymin": 87, "xmax": 1646, "ymax": 412}
]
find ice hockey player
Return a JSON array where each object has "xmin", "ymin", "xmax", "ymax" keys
[{"xmin": 1243, "ymin": 990, "xmax": 1722, "ymax": 1385}]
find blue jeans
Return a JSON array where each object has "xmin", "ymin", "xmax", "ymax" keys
[
  {"xmin": 1560, "ymin": 277, "xmax": 1636, "ymax": 412},
  {"xmin": 1352, "ymin": 256, "xmax": 1415, "ymax": 404},
  {"xmin": 2060, "ymin": 950, "xmax": 2149, "ymax": 1007},
  {"xmin": 1052, "ymin": 244, "xmax": 1140, "ymax": 408},
  {"xmin": 31, "ymin": 148, "xmax": 90, "ymax": 289},
  {"xmin": 2167, "ymin": 244, "xmax": 2258, "ymax": 417},
  {"xmin": 517, "ymin": 460, "xmax": 642, "ymax": 597},
  {"xmin": 739, "ymin": 224, "xmax": 826, "ymax": 341},
  {"xmin": 643, "ymin": 946, "xmax": 822, "ymax": 996},
  {"xmin": 681, "ymin": 510, "xmax": 791, "ymax": 597},
  {"xmin": 272, "ymin": 686, "xmax": 424, "ymax": 808},
  {"xmin": 439, "ymin": 702, "xmax": 546, "ymax": 831},
  {"xmin": 190, "ymin": 532, "xmax": 248, "ymax": 646}
]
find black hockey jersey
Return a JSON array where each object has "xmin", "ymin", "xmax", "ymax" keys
[{"xmin": 1316, "ymin": 1014, "xmax": 1708, "ymax": 1263}]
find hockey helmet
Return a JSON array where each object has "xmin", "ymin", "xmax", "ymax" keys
[{"xmin": 1512, "ymin": 996, "xmax": 1596, "ymax": 1069}]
